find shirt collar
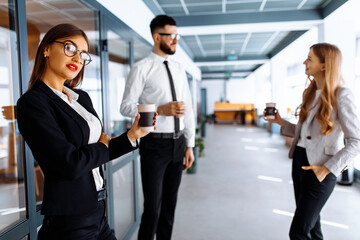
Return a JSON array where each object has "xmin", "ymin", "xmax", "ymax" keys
[
  {"xmin": 150, "ymin": 52, "xmax": 171, "ymax": 64},
  {"xmin": 49, "ymin": 85, "xmax": 79, "ymax": 102}
]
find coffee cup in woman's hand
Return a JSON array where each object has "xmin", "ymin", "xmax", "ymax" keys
[
  {"xmin": 137, "ymin": 104, "xmax": 156, "ymax": 132},
  {"xmin": 128, "ymin": 112, "xmax": 157, "ymax": 142},
  {"xmin": 265, "ymin": 102, "xmax": 276, "ymax": 119}
]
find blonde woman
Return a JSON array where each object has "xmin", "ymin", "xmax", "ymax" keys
[{"xmin": 265, "ymin": 43, "xmax": 360, "ymax": 239}]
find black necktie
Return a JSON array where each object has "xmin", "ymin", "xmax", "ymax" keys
[{"xmin": 164, "ymin": 60, "xmax": 180, "ymax": 133}]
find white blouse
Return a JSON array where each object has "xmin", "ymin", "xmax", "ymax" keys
[
  {"xmin": 50, "ymin": 86, "xmax": 104, "ymax": 191},
  {"xmin": 297, "ymin": 89, "xmax": 322, "ymax": 148}
]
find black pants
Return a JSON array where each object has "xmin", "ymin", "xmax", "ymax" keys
[
  {"xmin": 38, "ymin": 200, "xmax": 116, "ymax": 240},
  {"xmin": 138, "ymin": 135, "xmax": 186, "ymax": 240},
  {"xmin": 289, "ymin": 146, "xmax": 336, "ymax": 240}
]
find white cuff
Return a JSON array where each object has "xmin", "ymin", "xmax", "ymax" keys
[{"xmin": 127, "ymin": 135, "xmax": 137, "ymax": 147}]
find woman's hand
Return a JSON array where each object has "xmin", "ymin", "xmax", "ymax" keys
[
  {"xmin": 263, "ymin": 108, "xmax": 286, "ymax": 128},
  {"xmin": 99, "ymin": 132, "xmax": 111, "ymax": 148},
  {"xmin": 127, "ymin": 113, "xmax": 157, "ymax": 143},
  {"xmin": 302, "ymin": 165, "xmax": 331, "ymax": 182}
]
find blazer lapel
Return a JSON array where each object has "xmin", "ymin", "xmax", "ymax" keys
[
  {"xmin": 303, "ymin": 98, "xmax": 321, "ymax": 138},
  {"xmin": 307, "ymin": 103, "xmax": 320, "ymax": 124},
  {"xmin": 76, "ymin": 93, "xmax": 101, "ymax": 121},
  {"xmin": 35, "ymin": 81, "xmax": 90, "ymax": 143}
]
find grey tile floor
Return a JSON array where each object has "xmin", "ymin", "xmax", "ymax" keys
[{"xmin": 132, "ymin": 124, "xmax": 360, "ymax": 240}]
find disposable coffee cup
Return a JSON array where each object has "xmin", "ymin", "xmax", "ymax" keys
[
  {"xmin": 137, "ymin": 104, "xmax": 156, "ymax": 132},
  {"xmin": 265, "ymin": 103, "xmax": 276, "ymax": 119}
]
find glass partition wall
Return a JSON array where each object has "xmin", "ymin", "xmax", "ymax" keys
[
  {"xmin": 0, "ymin": 0, "xmax": 26, "ymax": 233},
  {"xmin": 106, "ymin": 30, "xmax": 134, "ymax": 239},
  {"xmin": 25, "ymin": 0, "xmax": 101, "ymax": 206},
  {"xmin": 103, "ymin": 24, "xmax": 152, "ymax": 239}
]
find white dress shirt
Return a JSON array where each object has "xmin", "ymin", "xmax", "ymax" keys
[
  {"xmin": 120, "ymin": 52, "xmax": 195, "ymax": 147},
  {"xmin": 50, "ymin": 86, "xmax": 104, "ymax": 191},
  {"xmin": 297, "ymin": 89, "xmax": 322, "ymax": 148}
]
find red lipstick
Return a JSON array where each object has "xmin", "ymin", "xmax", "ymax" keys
[{"xmin": 66, "ymin": 64, "xmax": 78, "ymax": 71}]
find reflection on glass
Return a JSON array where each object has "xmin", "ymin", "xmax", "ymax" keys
[
  {"xmin": 112, "ymin": 162, "xmax": 134, "ymax": 238},
  {"xmin": 0, "ymin": 2, "xmax": 26, "ymax": 232},
  {"xmin": 355, "ymin": 38, "xmax": 360, "ymax": 171},
  {"xmin": 25, "ymin": 0, "xmax": 101, "ymax": 205},
  {"xmin": 136, "ymin": 155, "xmax": 144, "ymax": 214},
  {"xmin": 134, "ymin": 37, "xmax": 152, "ymax": 62},
  {"xmin": 108, "ymin": 30, "xmax": 131, "ymax": 139},
  {"xmin": 82, "ymin": 30, "xmax": 102, "ymax": 120}
]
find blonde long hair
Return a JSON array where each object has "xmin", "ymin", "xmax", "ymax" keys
[{"xmin": 297, "ymin": 43, "xmax": 343, "ymax": 136}]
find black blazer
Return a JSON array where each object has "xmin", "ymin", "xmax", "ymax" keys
[{"xmin": 17, "ymin": 80, "xmax": 136, "ymax": 215}]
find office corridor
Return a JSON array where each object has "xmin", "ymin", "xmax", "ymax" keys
[
  {"xmin": 131, "ymin": 124, "xmax": 360, "ymax": 240},
  {"xmin": 171, "ymin": 124, "xmax": 360, "ymax": 240}
]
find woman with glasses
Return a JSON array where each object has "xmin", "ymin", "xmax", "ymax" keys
[{"xmin": 17, "ymin": 23, "xmax": 155, "ymax": 240}]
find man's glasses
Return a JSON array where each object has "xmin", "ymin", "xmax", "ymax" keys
[
  {"xmin": 54, "ymin": 41, "xmax": 92, "ymax": 65},
  {"xmin": 158, "ymin": 33, "xmax": 180, "ymax": 40}
]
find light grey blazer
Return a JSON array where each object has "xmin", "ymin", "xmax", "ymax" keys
[{"xmin": 281, "ymin": 88, "xmax": 360, "ymax": 177}]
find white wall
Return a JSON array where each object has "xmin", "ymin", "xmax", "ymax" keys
[
  {"xmin": 322, "ymin": 0, "xmax": 360, "ymax": 170},
  {"xmin": 96, "ymin": 0, "xmax": 201, "ymax": 80},
  {"xmin": 200, "ymin": 77, "xmax": 256, "ymax": 114},
  {"xmin": 320, "ymin": 0, "xmax": 360, "ymax": 121},
  {"xmin": 226, "ymin": 78, "xmax": 255, "ymax": 103},
  {"xmin": 246, "ymin": 28, "xmax": 318, "ymax": 118},
  {"xmin": 322, "ymin": 0, "xmax": 357, "ymax": 89},
  {"xmin": 251, "ymin": 62, "xmax": 271, "ymax": 114},
  {"xmin": 278, "ymin": 27, "xmax": 318, "ymax": 110},
  {"xmin": 200, "ymin": 80, "xmax": 225, "ymax": 114}
]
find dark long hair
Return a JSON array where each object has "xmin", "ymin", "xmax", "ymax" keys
[{"xmin": 28, "ymin": 23, "xmax": 89, "ymax": 90}]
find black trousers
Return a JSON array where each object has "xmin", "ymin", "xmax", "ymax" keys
[
  {"xmin": 289, "ymin": 146, "xmax": 337, "ymax": 240},
  {"xmin": 38, "ymin": 200, "xmax": 116, "ymax": 240},
  {"xmin": 138, "ymin": 135, "xmax": 186, "ymax": 240}
]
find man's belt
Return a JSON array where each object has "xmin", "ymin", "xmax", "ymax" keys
[{"xmin": 147, "ymin": 131, "xmax": 184, "ymax": 140}]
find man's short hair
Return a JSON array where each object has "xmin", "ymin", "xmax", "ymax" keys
[{"xmin": 150, "ymin": 15, "xmax": 177, "ymax": 35}]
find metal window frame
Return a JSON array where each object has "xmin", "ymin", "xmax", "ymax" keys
[
  {"xmin": 0, "ymin": 0, "xmax": 35, "ymax": 239},
  {"xmin": 97, "ymin": 8, "xmax": 148, "ymax": 239}
]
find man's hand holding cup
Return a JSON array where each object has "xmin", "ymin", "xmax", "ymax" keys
[{"xmin": 157, "ymin": 101, "xmax": 185, "ymax": 118}]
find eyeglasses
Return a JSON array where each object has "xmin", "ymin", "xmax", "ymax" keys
[
  {"xmin": 158, "ymin": 33, "xmax": 180, "ymax": 40},
  {"xmin": 54, "ymin": 41, "xmax": 92, "ymax": 65}
]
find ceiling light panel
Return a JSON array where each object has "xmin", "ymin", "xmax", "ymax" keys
[
  {"xmin": 184, "ymin": 0, "xmax": 222, "ymax": 3},
  {"xmin": 226, "ymin": 2, "xmax": 264, "ymax": 12},
  {"xmin": 186, "ymin": 4, "xmax": 222, "ymax": 14},
  {"xmin": 265, "ymin": 1, "xmax": 307, "ymax": 9},
  {"xmin": 162, "ymin": 6, "xmax": 187, "ymax": 15},
  {"xmin": 243, "ymin": 32, "xmax": 274, "ymax": 53},
  {"xmin": 225, "ymin": 33, "xmax": 248, "ymax": 42},
  {"xmin": 260, "ymin": 31, "xmax": 288, "ymax": 55},
  {"xmin": 157, "ymin": 0, "xmax": 180, "ymax": 4}
]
